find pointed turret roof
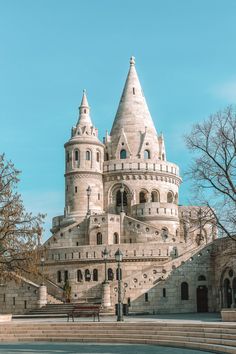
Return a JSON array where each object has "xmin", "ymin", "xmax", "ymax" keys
[
  {"xmin": 77, "ymin": 89, "xmax": 93, "ymax": 127},
  {"xmin": 110, "ymin": 57, "xmax": 157, "ymax": 137}
]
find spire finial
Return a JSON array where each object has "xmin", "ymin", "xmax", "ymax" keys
[
  {"xmin": 83, "ymin": 88, "xmax": 86, "ymax": 94},
  {"xmin": 130, "ymin": 56, "xmax": 135, "ymax": 66}
]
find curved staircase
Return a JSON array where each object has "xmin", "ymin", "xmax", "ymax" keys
[{"xmin": 1, "ymin": 321, "xmax": 236, "ymax": 353}]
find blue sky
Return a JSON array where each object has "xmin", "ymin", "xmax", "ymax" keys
[{"xmin": 1, "ymin": 0, "xmax": 236, "ymax": 240}]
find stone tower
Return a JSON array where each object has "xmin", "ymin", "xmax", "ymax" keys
[
  {"xmin": 104, "ymin": 57, "xmax": 182, "ymax": 238},
  {"xmin": 64, "ymin": 90, "xmax": 104, "ymax": 222}
]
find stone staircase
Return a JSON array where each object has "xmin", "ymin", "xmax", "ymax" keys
[
  {"xmin": 110, "ymin": 242, "xmax": 210, "ymax": 311},
  {"xmin": 1, "ymin": 321, "xmax": 236, "ymax": 353},
  {"xmin": 47, "ymin": 294, "xmax": 63, "ymax": 305}
]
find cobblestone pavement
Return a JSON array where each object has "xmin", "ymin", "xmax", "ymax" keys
[{"xmin": 0, "ymin": 343, "xmax": 216, "ymax": 354}]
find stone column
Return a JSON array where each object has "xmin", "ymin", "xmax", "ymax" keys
[
  {"xmin": 102, "ymin": 282, "xmax": 111, "ymax": 308},
  {"xmin": 37, "ymin": 285, "xmax": 47, "ymax": 308},
  {"xmin": 120, "ymin": 211, "xmax": 125, "ymax": 242}
]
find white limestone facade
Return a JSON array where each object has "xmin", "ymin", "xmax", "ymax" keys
[
  {"xmin": 3, "ymin": 57, "xmax": 235, "ymax": 315},
  {"xmin": 40, "ymin": 57, "xmax": 220, "ymax": 314}
]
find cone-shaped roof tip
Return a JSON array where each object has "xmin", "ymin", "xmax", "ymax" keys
[
  {"xmin": 80, "ymin": 89, "xmax": 89, "ymax": 108},
  {"xmin": 130, "ymin": 56, "xmax": 135, "ymax": 66}
]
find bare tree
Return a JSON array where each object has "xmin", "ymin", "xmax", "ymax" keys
[
  {"xmin": 185, "ymin": 106, "xmax": 236, "ymax": 240},
  {"xmin": 0, "ymin": 154, "xmax": 45, "ymax": 280}
]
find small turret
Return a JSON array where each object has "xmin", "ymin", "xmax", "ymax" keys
[
  {"xmin": 71, "ymin": 90, "xmax": 98, "ymax": 140},
  {"xmin": 64, "ymin": 90, "xmax": 104, "ymax": 221}
]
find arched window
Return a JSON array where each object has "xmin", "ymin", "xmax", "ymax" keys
[
  {"xmin": 96, "ymin": 152, "xmax": 100, "ymax": 162},
  {"xmin": 162, "ymin": 153, "xmax": 165, "ymax": 160},
  {"xmin": 151, "ymin": 191, "xmax": 159, "ymax": 202},
  {"xmin": 108, "ymin": 268, "xmax": 114, "ymax": 281},
  {"xmin": 198, "ymin": 275, "xmax": 206, "ymax": 281},
  {"xmin": 167, "ymin": 191, "xmax": 174, "ymax": 203},
  {"xmin": 120, "ymin": 149, "xmax": 127, "ymax": 159},
  {"xmin": 77, "ymin": 269, "xmax": 83, "ymax": 282},
  {"xmin": 181, "ymin": 282, "xmax": 189, "ymax": 300},
  {"xmin": 75, "ymin": 150, "xmax": 79, "ymax": 161},
  {"xmin": 116, "ymin": 268, "xmax": 122, "ymax": 280},
  {"xmin": 113, "ymin": 233, "xmax": 119, "ymax": 244},
  {"xmin": 97, "ymin": 233, "xmax": 102, "ymax": 245},
  {"xmin": 116, "ymin": 190, "xmax": 127, "ymax": 207},
  {"xmin": 144, "ymin": 150, "xmax": 150, "ymax": 159},
  {"xmin": 105, "ymin": 153, "xmax": 109, "ymax": 161},
  {"xmin": 85, "ymin": 269, "xmax": 91, "ymax": 282},
  {"xmin": 86, "ymin": 150, "xmax": 91, "ymax": 161},
  {"xmin": 174, "ymin": 193, "xmax": 178, "ymax": 204},
  {"xmin": 64, "ymin": 270, "xmax": 68, "ymax": 282},
  {"xmin": 66, "ymin": 152, "xmax": 69, "ymax": 163},
  {"xmin": 57, "ymin": 270, "xmax": 62, "ymax": 283},
  {"xmin": 139, "ymin": 191, "xmax": 147, "ymax": 203},
  {"xmin": 93, "ymin": 269, "xmax": 98, "ymax": 281}
]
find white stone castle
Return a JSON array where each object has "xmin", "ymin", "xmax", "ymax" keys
[
  {"xmin": 43, "ymin": 57, "xmax": 217, "ymax": 313},
  {"xmin": 1, "ymin": 57, "xmax": 236, "ymax": 315}
]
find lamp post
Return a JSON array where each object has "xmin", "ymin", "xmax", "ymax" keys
[
  {"xmin": 120, "ymin": 182, "xmax": 125, "ymax": 213},
  {"xmin": 115, "ymin": 248, "xmax": 123, "ymax": 321},
  {"xmin": 40, "ymin": 256, "xmax": 45, "ymax": 285},
  {"xmin": 86, "ymin": 186, "xmax": 91, "ymax": 215},
  {"xmin": 102, "ymin": 247, "xmax": 109, "ymax": 283}
]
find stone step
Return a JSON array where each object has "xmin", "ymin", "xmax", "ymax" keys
[{"xmin": 0, "ymin": 335, "xmax": 235, "ymax": 354}]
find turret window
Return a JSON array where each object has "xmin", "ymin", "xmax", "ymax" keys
[
  {"xmin": 75, "ymin": 150, "xmax": 79, "ymax": 161},
  {"xmin": 144, "ymin": 150, "xmax": 150, "ymax": 159},
  {"xmin": 114, "ymin": 232, "xmax": 119, "ymax": 244},
  {"xmin": 84, "ymin": 109, "xmax": 86, "ymax": 113},
  {"xmin": 151, "ymin": 190, "xmax": 159, "ymax": 202},
  {"xmin": 93, "ymin": 269, "xmax": 98, "ymax": 281},
  {"xmin": 120, "ymin": 149, "xmax": 127, "ymax": 159},
  {"xmin": 66, "ymin": 152, "xmax": 69, "ymax": 163},
  {"xmin": 139, "ymin": 191, "xmax": 147, "ymax": 203},
  {"xmin": 133, "ymin": 87, "xmax": 135, "ymax": 95},
  {"xmin": 97, "ymin": 232, "xmax": 102, "ymax": 245},
  {"xmin": 85, "ymin": 269, "xmax": 91, "ymax": 282},
  {"xmin": 167, "ymin": 191, "xmax": 174, "ymax": 203},
  {"xmin": 77, "ymin": 269, "xmax": 83, "ymax": 282},
  {"xmin": 86, "ymin": 150, "xmax": 91, "ymax": 160},
  {"xmin": 96, "ymin": 152, "xmax": 100, "ymax": 162}
]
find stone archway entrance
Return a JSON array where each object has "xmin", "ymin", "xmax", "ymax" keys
[{"xmin": 197, "ymin": 286, "xmax": 208, "ymax": 312}]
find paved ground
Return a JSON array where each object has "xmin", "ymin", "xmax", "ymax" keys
[
  {"xmin": 13, "ymin": 312, "xmax": 223, "ymax": 323},
  {"xmin": 0, "ymin": 343, "xmax": 217, "ymax": 354}
]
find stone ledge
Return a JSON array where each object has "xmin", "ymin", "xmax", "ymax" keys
[
  {"xmin": 0, "ymin": 314, "xmax": 12, "ymax": 322},
  {"xmin": 221, "ymin": 309, "xmax": 236, "ymax": 322}
]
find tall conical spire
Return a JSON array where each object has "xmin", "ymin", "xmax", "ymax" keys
[
  {"xmin": 108, "ymin": 57, "xmax": 159, "ymax": 159},
  {"xmin": 77, "ymin": 89, "xmax": 93, "ymax": 127},
  {"xmin": 110, "ymin": 57, "xmax": 157, "ymax": 137}
]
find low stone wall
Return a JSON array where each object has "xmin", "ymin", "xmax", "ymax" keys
[
  {"xmin": 0, "ymin": 314, "xmax": 12, "ymax": 322},
  {"xmin": 221, "ymin": 309, "xmax": 236, "ymax": 322}
]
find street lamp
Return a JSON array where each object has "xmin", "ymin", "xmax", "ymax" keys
[
  {"xmin": 115, "ymin": 248, "xmax": 123, "ymax": 321},
  {"xmin": 86, "ymin": 186, "xmax": 92, "ymax": 215},
  {"xmin": 40, "ymin": 256, "xmax": 45, "ymax": 285},
  {"xmin": 120, "ymin": 182, "xmax": 125, "ymax": 213},
  {"xmin": 102, "ymin": 247, "xmax": 109, "ymax": 283}
]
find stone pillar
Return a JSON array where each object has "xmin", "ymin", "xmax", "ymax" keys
[
  {"xmin": 120, "ymin": 211, "xmax": 125, "ymax": 242},
  {"xmin": 102, "ymin": 282, "xmax": 111, "ymax": 308},
  {"xmin": 37, "ymin": 285, "xmax": 47, "ymax": 308}
]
